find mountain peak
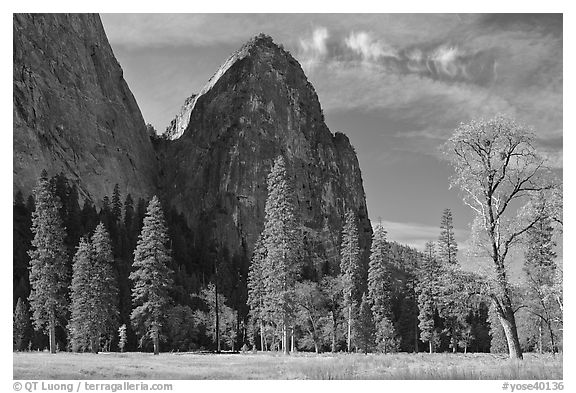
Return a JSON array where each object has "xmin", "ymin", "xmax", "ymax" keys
[{"xmin": 163, "ymin": 33, "xmax": 305, "ymax": 140}]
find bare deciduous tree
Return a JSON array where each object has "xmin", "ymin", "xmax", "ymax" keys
[{"xmin": 442, "ymin": 115, "xmax": 560, "ymax": 359}]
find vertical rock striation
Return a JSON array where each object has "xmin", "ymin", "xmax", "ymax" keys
[{"xmin": 13, "ymin": 13, "xmax": 157, "ymax": 202}]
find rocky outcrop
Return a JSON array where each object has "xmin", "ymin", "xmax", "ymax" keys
[
  {"xmin": 164, "ymin": 94, "xmax": 197, "ymax": 140},
  {"xmin": 13, "ymin": 13, "xmax": 157, "ymax": 203},
  {"xmin": 158, "ymin": 35, "xmax": 372, "ymax": 272}
]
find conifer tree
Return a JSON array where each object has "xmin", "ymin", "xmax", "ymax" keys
[
  {"xmin": 80, "ymin": 199, "xmax": 99, "ymax": 235},
  {"xmin": 416, "ymin": 241, "xmax": 441, "ymax": 353},
  {"xmin": 91, "ymin": 223, "xmax": 120, "ymax": 347},
  {"xmin": 437, "ymin": 208, "xmax": 458, "ymax": 266},
  {"xmin": 28, "ymin": 171, "xmax": 69, "ymax": 354},
  {"xmin": 69, "ymin": 224, "xmax": 119, "ymax": 353},
  {"xmin": 130, "ymin": 196, "xmax": 174, "ymax": 355},
  {"xmin": 102, "ymin": 196, "xmax": 111, "ymax": 216},
  {"xmin": 436, "ymin": 209, "xmax": 462, "ymax": 351},
  {"xmin": 124, "ymin": 194, "xmax": 134, "ymax": 236},
  {"xmin": 356, "ymin": 293, "xmax": 375, "ymax": 354},
  {"xmin": 367, "ymin": 224, "xmax": 396, "ymax": 351},
  {"xmin": 247, "ymin": 235, "xmax": 268, "ymax": 351},
  {"xmin": 340, "ymin": 209, "xmax": 362, "ymax": 352},
  {"xmin": 69, "ymin": 237, "xmax": 96, "ymax": 352},
  {"xmin": 118, "ymin": 324, "xmax": 127, "ymax": 352},
  {"xmin": 13, "ymin": 297, "xmax": 32, "ymax": 351},
  {"xmin": 112, "ymin": 184, "xmax": 122, "ymax": 222},
  {"xmin": 260, "ymin": 156, "xmax": 300, "ymax": 354}
]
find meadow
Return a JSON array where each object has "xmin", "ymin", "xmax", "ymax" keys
[{"xmin": 13, "ymin": 351, "xmax": 562, "ymax": 380}]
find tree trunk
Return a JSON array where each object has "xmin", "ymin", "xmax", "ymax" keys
[
  {"xmin": 49, "ymin": 315, "xmax": 56, "ymax": 354},
  {"xmin": 91, "ymin": 336, "xmax": 99, "ymax": 354},
  {"xmin": 283, "ymin": 321, "xmax": 289, "ymax": 355},
  {"xmin": 291, "ymin": 327, "xmax": 295, "ymax": 352},
  {"xmin": 215, "ymin": 278, "xmax": 220, "ymax": 354},
  {"xmin": 429, "ymin": 341, "xmax": 432, "ymax": 354},
  {"xmin": 538, "ymin": 321, "xmax": 543, "ymax": 354},
  {"xmin": 347, "ymin": 304, "xmax": 352, "ymax": 352},
  {"xmin": 414, "ymin": 318, "xmax": 419, "ymax": 353},
  {"xmin": 153, "ymin": 328, "xmax": 159, "ymax": 355},
  {"xmin": 331, "ymin": 311, "xmax": 337, "ymax": 353},
  {"xmin": 547, "ymin": 320, "xmax": 556, "ymax": 354},
  {"xmin": 494, "ymin": 298, "xmax": 523, "ymax": 359},
  {"xmin": 452, "ymin": 335, "xmax": 457, "ymax": 353},
  {"xmin": 260, "ymin": 321, "xmax": 265, "ymax": 351}
]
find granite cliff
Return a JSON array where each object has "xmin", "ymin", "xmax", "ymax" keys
[
  {"xmin": 157, "ymin": 35, "xmax": 372, "ymax": 273},
  {"xmin": 13, "ymin": 13, "xmax": 157, "ymax": 202},
  {"xmin": 13, "ymin": 16, "xmax": 372, "ymax": 274}
]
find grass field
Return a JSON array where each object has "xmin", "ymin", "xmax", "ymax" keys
[{"xmin": 13, "ymin": 351, "xmax": 562, "ymax": 380}]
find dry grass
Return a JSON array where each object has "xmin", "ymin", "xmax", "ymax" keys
[{"xmin": 13, "ymin": 351, "xmax": 562, "ymax": 380}]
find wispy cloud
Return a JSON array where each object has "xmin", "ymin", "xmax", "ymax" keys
[
  {"xmin": 290, "ymin": 20, "xmax": 562, "ymax": 166},
  {"xmin": 298, "ymin": 27, "xmax": 330, "ymax": 71},
  {"xmin": 344, "ymin": 31, "xmax": 398, "ymax": 62}
]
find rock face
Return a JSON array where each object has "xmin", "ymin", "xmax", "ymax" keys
[
  {"xmin": 13, "ymin": 17, "xmax": 372, "ymax": 273},
  {"xmin": 13, "ymin": 13, "xmax": 157, "ymax": 202},
  {"xmin": 164, "ymin": 94, "xmax": 197, "ymax": 140},
  {"xmin": 158, "ymin": 35, "xmax": 372, "ymax": 272}
]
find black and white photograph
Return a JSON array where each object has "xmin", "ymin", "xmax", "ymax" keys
[{"xmin": 10, "ymin": 8, "xmax": 566, "ymax": 385}]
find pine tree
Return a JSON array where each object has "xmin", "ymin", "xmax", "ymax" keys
[
  {"xmin": 340, "ymin": 209, "xmax": 362, "ymax": 352},
  {"xmin": 130, "ymin": 196, "xmax": 174, "ymax": 355},
  {"xmin": 356, "ymin": 293, "xmax": 375, "ymax": 354},
  {"xmin": 13, "ymin": 297, "xmax": 31, "ymax": 351},
  {"xmin": 69, "ymin": 237, "xmax": 96, "ymax": 352},
  {"xmin": 436, "ymin": 209, "xmax": 462, "ymax": 352},
  {"xmin": 112, "ymin": 184, "xmax": 122, "ymax": 222},
  {"xmin": 118, "ymin": 324, "xmax": 127, "ymax": 352},
  {"xmin": 91, "ymin": 223, "xmax": 120, "ymax": 348},
  {"xmin": 416, "ymin": 241, "xmax": 441, "ymax": 353},
  {"xmin": 69, "ymin": 224, "xmax": 120, "ymax": 353},
  {"xmin": 437, "ymin": 209, "xmax": 458, "ymax": 266},
  {"xmin": 260, "ymin": 156, "xmax": 301, "ymax": 354},
  {"xmin": 80, "ymin": 199, "xmax": 99, "ymax": 235},
  {"xmin": 124, "ymin": 194, "xmax": 134, "ymax": 236},
  {"xmin": 247, "ymin": 234, "xmax": 268, "ymax": 351},
  {"xmin": 63, "ymin": 183, "xmax": 82, "ymax": 256},
  {"xmin": 367, "ymin": 224, "xmax": 396, "ymax": 351},
  {"xmin": 28, "ymin": 171, "xmax": 69, "ymax": 354}
]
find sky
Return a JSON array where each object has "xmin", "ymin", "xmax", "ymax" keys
[{"xmin": 100, "ymin": 14, "xmax": 563, "ymax": 267}]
